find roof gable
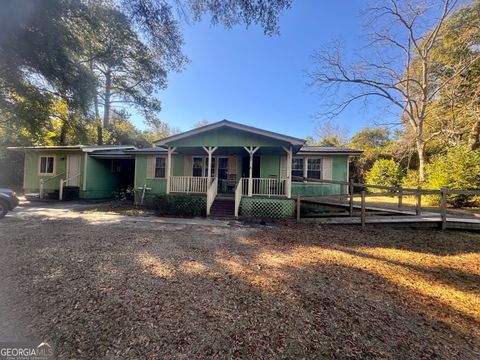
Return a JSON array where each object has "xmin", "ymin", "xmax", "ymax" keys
[{"xmin": 155, "ymin": 120, "xmax": 305, "ymax": 148}]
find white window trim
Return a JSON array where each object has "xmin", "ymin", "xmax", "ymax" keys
[
  {"xmin": 154, "ymin": 156, "xmax": 167, "ymax": 179},
  {"xmin": 292, "ymin": 156, "xmax": 323, "ymax": 182},
  {"xmin": 38, "ymin": 155, "xmax": 56, "ymax": 176}
]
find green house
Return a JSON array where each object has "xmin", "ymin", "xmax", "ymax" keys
[{"xmin": 11, "ymin": 120, "xmax": 361, "ymax": 218}]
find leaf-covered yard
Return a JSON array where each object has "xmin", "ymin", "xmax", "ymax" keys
[{"xmin": 0, "ymin": 216, "xmax": 479, "ymax": 359}]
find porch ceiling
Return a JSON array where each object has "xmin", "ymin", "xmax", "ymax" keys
[{"xmin": 172, "ymin": 146, "xmax": 294, "ymax": 156}]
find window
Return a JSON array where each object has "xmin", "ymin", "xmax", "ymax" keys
[
  {"xmin": 292, "ymin": 158, "xmax": 304, "ymax": 178},
  {"xmin": 193, "ymin": 157, "xmax": 203, "ymax": 177},
  {"xmin": 217, "ymin": 158, "xmax": 228, "ymax": 179},
  {"xmin": 39, "ymin": 156, "xmax": 55, "ymax": 175},
  {"xmin": 154, "ymin": 157, "xmax": 166, "ymax": 178},
  {"xmin": 204, "ymin": 157, "xmax": 216, "ymax": 177},
  {"xmin": 307, "ymin": 158, "xmax": 322, "ymax": 179}
]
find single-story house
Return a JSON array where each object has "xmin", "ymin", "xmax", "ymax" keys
[{"xmin": 10, "ymin": 120, "xmax": 362, "ymax": 218}]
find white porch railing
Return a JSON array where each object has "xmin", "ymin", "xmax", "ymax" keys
[
  {"xmin": 59, "ymin": 173, "xmax": 80, "ymax": 200},
  {"xmin": 170, "ymin": 176, "xmax": 209, "ymax": 193},
  {"xmin": 234, "ymin": 179, "xmax": 242, "ymax": 218},
  {"xmin": 206, "ymin": 177, "xmax": 218, "ymax": 216},
  {"xmin": 39, "ymin": 172, "xmax": 65, "ymax": 199},
  {"xmin": 241, "ymin": 177, "xmax": 287, "ymax": 197}
]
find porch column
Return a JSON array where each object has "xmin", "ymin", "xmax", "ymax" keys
[
  {"xmin": 243, "ymin": 146, "xmax": 259, "ymax": 197},
  {"xmin": 283, "ymin": 146, "xmax": 292, "ymax": 198},
  {"xmin": 166, "ymin": 146, "xmax": 176, "ymax": 194},
  {"xmin": 203, "ymin": 146, "xmax": 218, "ymax": 184}
]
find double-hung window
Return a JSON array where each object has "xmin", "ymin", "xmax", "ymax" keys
[
  {"xmin": 291, "ymin": 158, "xmax": 304, "ymax": 178},
  {"xmin": 192, "ymin": 157, "xmax": 203, "ymax": 177},
  {"xmin": 154, "ymin": 157, "xmax": 166, "ymax": 178},
  {"xmin": 307, "ymin": 158, "xmax": 322, "ymax": 179},
  {"xmin": 39, "ymin": 156, "xmax": 55, "ymax": 175}
]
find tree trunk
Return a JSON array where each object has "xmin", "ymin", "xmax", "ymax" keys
[
  {"xmin": 468, "ymin": 118, "xmax": 480, "ymax": 151},
  {"xmin": 59, "ymin": 117, "xmax": 68, "ymax": 145},
  {"xmin": 91, "ymin": 61, "xmax": 103, "ymax": 145},
  {"xmin": 103, "ymin": 68, "xmax": 112, "ymax": 130},
  {"xmin": 416, "ymin": 139, "xmax": 426, "ymax": 182}
]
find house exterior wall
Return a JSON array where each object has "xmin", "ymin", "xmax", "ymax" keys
[
  {"xmin": 79, "ymin": 157, "xmax": 119, "ymax": 199},
  {"xmin": 24, "ymin": 150, "xmax": 84, "ymax": 193},
  {"xmin": 165, "ymin": 127, "xmax": 291, "ymax": 148},
  {"xmin": 134, "ymin": 154, "xmax": 184, "ymax": 195},
  {"xmin": 291, "ymin": 155, "xmax": 348, "ymax": 197}
]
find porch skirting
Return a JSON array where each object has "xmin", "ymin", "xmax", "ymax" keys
[{"xmin": 240, "ymin": 197, "xmax": 294, "ymax": 219}]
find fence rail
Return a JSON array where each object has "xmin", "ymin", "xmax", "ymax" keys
[{"xmin": 295, "ymin": 178, "xmax": 480, "ymax": 231}]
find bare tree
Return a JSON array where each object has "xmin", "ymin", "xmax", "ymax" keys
[{"xmin": 309, "ymin": 0, "xmax": 480, "ymax": 181}]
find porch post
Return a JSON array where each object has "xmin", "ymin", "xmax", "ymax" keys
[
  {"xmin": 283, "ymin": 146, "xmax": 292, "ymax": 198},
  {"xmin": 166, "ymin": 146, "xmax": 176, "ymax": 194},
  {"xmin": 243, "ymin": 146, "xmax": 259, "ymax": 197},
  {"xmin": 203, "ymin": 146, "xmax": 218, "ymax": 185}
]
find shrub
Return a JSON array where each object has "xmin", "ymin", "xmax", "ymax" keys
[
  {"xmin": 365, "ymin": 159, "xmax": 404, "ymax": 191},
  {"xmin": 402, "ymin": 170, "xmax": 420, "ymax": 189},
  {"xmin": 425, "ymin": 146, "xmax": 480, "ymax": 207},
  {"xmin": 146, "ymin": 194, "xmax": 207, "ymax": 217}
]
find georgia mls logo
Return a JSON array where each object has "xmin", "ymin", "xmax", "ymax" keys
[{"xmin": 0, "ymin": 341, "xmax": 54, "ymax": 360}]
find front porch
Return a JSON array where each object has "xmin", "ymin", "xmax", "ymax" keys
[{"xmin": 163, "ymin": 144, "xmax": 293, "ymax": 217}]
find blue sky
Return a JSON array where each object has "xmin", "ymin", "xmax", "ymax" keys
[{"xmin": 133, "ymin": 0, "xmax": 382, "ymax": 139}]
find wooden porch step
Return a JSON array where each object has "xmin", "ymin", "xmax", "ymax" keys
[{"xmin": 210, "ymin": 198, "xmax": 235, "ymax": 218}]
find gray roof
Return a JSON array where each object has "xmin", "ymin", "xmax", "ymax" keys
[
  {"xmin": 297, "ymin": 146, "xmax": 363, "ymax": 155},
  {"xmin": 125, "ymin": 147, "xmax": 167, "ymax": 154}
]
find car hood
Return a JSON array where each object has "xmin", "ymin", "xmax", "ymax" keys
[{"xmin": 0, "ymin": 188, "xmax": 15, "ymax": 196}]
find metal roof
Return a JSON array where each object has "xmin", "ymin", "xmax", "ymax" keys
[{"xmin": 297, "ymin": 146, "xmax": 363, "ymax": 155}]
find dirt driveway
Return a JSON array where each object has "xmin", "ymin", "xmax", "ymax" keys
[{"xmin": 0, "ymin": 204, "xmax": 479, "ymax": 359}]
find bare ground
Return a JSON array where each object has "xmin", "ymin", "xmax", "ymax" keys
[{"xmin": 0, "ymin": 211, "xmax": 479, "ymax": 359}]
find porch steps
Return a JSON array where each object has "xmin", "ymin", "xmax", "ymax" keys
[{"xmin": 210, "ymin": 198, "xmax": 235, "ymax": 218}]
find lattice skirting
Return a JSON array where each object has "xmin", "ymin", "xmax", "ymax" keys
[{"xmin": 240, "ymin": 197, "xmax": 294, "ymax": 219}]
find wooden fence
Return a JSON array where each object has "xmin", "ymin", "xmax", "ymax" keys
[{"xmin": 295, "ymin": 178, "xmax": 480, "ymax": 230}]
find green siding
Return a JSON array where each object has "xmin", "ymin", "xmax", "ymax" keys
[
  {"xmin": 24, "ymin": 151, "xmax": 84, "ymax": 193},
  {"xmin": 260, "ymin": 155, "xmax": 280, "ymax": 178},
  {"xmin": 134, "ymin": 155, "xmax": 167, "ymax": 195},
  {"xmin": 80, "ymin": 157, "xmax": 119, "ymax": 199},
  {"xmin": 292, "ymin": 155, "xmax": 349, "ymax": 197},
  {"xmin": 167, "ymin": 127, "xmax": 290, "ymax": 148}
]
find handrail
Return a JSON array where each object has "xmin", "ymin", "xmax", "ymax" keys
[
  {"xmin": 170, "ymin": 176, "xmax": 209, "ymax": 193},
  {"xmin": 234, "ymin": 179, "xmax": 242, "ymax": 218},
  {"xmin": 59, "ymin": 173, "xmax": 80, "ymax": 201},
  {"xmin": 206, "ymin": 177, "xmax": 218, "ymax": 216},
  {"xmin": 39, "ymin": 172, "xmax": 65, "ymax": 199}
]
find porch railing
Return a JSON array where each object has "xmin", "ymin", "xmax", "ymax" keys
[
  {"xmin": 59, "ymin": 173, "xmax": 80, "ymax": 201},
  {"xmin": 206, "ymin": 177, "xmax": 218, "ymax": 216},
  {"xmin": 234, "ymin": 179, "xmax": 242, "ymax": 218},
  {"xmin": 170, "ymin": 176, "xmax": 209, "ymax": 193},
  {"xmin": 39, "ymin": 172, "xmax": 65, "ymax": 199},
  {"xmin": 241, "ymin": 177, "xmax": 287, "ymax": 197}
]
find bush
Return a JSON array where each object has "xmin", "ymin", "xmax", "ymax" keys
[
  {"xmin": 402, "ymin": 170, "xmax": 420, "ymax": 189},
  {"xmin": 365, "ymin": 159, "xmax": 403, "ymax": 191},
  {"xmin": 148, "ymin": 194, "xmax": 207, "ymax": 217},
  {"xmin": 425, "ymin": 146, "xmax": 480, "ymax": 207}
]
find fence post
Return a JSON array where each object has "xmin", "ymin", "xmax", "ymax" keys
[
  {"xmin": 349, "ymin": 178, "xmax": 354, "ymax": 217},
  {"xmin": 416, "ymin": 186, "xmax": 422, "ymax": 216},
  {"xmin": 398, "ymin": 186, "xmax": 403, "ymax": 208},
  {"xmin": 440, "ymin": 187, "xmax": 447, "ymax": 231},
  {"xmin": 296, "ymin": 195, "xmax": 301, "ymax": 222},
  {"xmin": 361, "ymin": 190, "xmax": 366, "ymax": 230}
]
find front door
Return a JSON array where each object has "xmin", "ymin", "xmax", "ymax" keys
[
  {"xmin": 217, "ymin": 157, "xmax": 229, "ymax": 193},
  {"xmin": 66, "ymin": 154, "xmax": 81, "ymax": 186}
]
